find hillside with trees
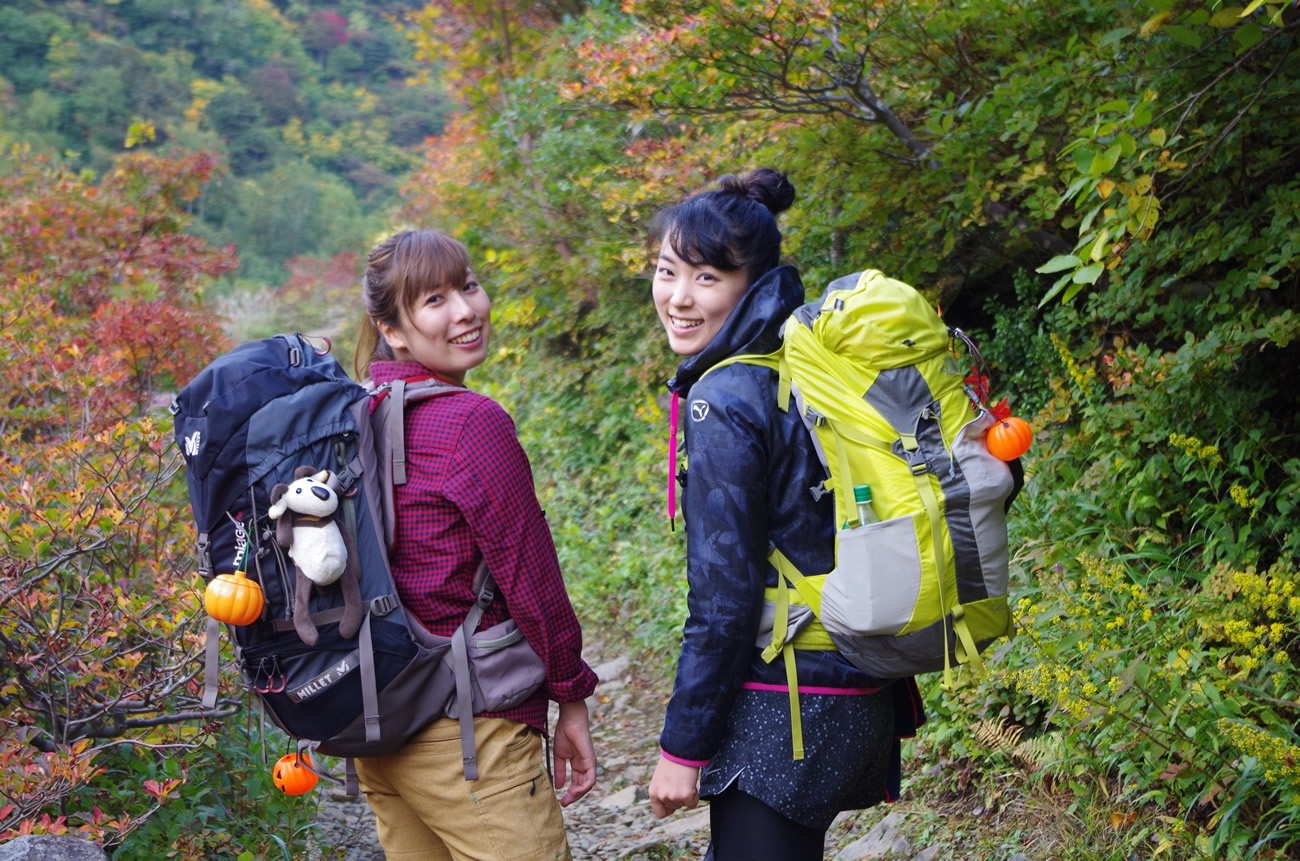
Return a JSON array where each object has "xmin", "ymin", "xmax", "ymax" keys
[
  {"xmin": 0, "ymin": 0, "xmax": 448, "ymax": 286},
  {"xmin": 2, "ymin": 1, "xmax": 1298, "ymax": 859}
]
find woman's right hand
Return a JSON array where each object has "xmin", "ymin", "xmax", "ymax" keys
[{"xmin": 648, "ymin": 756, "xmax": 701, "ymax": 818}]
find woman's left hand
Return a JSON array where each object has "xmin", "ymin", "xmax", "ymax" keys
[
  {"xmin": 649, "ymin": 756, "xmax": 700, "ymax": 818},
  {"xmin": 553, "ymin": 700, "xmax": 597, "ymax": 806}
]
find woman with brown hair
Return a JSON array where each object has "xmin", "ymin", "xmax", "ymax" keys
[{"xmin": 352, "ymin": 229, "xmax": 598, "ymax": 860}]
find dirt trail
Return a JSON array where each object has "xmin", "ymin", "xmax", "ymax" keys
[
  {"xmin": 312, "ymin": 638, "xmax": 930, "ymax": 860},
  {"xmin": 314, "ymin": 641, "xmax": 711, "ymax": 861}
]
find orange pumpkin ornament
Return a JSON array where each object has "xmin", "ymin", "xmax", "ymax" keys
[
  {"xmin": 986, "ymin": 416, "xmax": 1033, "ymax": 461},
  {"xmin": 203, "ymin": 570, "xmax": 264, "ymax": 625},
  {"xmin": 272, "ymin": 752, "xmax": 319, "ymax": 795}
]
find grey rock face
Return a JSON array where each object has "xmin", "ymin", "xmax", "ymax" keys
[{"xmin": 0, "ymin": 836, "xmax": 109, "ymax": 861}]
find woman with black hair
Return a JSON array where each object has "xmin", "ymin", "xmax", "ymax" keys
[{"xmin": 645, "ymin": 169, "xmax": 925, "ymax": 860}]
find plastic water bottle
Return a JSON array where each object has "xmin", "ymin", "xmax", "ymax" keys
[{"xmin": 854, "ymin": 484, "xmax": 881, "ymax": 526}]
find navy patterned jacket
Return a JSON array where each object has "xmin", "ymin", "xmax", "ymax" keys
[{"xmin": 658, "ymin": 265, "xmax": 926, "ymax": 764}]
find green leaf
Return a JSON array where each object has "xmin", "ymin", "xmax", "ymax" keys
[
  {"xmin": 1163, "ymin": 25, "xmax": 1204, "ymax": 48},
  {"xmin": 1073, "ymin": 147, "xmax": 1097, "ymax": 174},
  {"xmin": 1038, "ymin": 272, "xmax": 1074, "ymax": 307},
  {"xmin": 1149, "ymin": 127, "xmax": 1167, "ymax": 146},
  {"xmin": 1055, "ymin": 175, "xmax": 1093, "ymax": 209},
  {"xmin": 1073, "ymin": 263, "xmax": 1105, "ymax": 284},
  {"xmin": 1099, "ymin": 27, "xmax": 1134, "ymax": 48},
  {"xmin": 1117, "ymin": 132, "xmax": 1137, "ymax": 158},
  {"xmin": 1090, "ymin": 143, "xmax": 1123, "ymax": 175},
  {"xmin": 1079, "ymin": 202, "xmax": 1104, "ymax": 235},
  {"xmin": 1210, "ymin": 7, "xmax": 1247, "ymax": 26},
  {"xmin": 1234, "ymin": 21, "xmax": 1264, "ymax": 50},
  {"xmin": 1036, "ymin": 254, "xmax": 1082, "ymax": 274},
  {"xmin": 1097, "ymin": 98, "xmax": 1130, "ymax": 114},
  {"xmin": 1062, "ymin": 280, "xmax": 1089, "ymax": 302}
]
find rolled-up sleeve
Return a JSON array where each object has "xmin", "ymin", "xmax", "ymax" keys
[{"xmin": 443, "ymin": 399, "xmax": 597, "ymax": 703}]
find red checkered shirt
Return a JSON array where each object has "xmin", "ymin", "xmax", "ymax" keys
[{"xmin": 370, "ymin": 361, "xmax": 596, "ymax": 733}]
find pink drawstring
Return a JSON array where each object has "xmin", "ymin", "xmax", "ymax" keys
[{"xmin": 667, "ymin": 391, "xmax": 680, "ymax": 528}]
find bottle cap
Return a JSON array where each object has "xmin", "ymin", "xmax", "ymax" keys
[{"xmin": 853, "ymin": 484, "xmax": 872, "ymax": 504}]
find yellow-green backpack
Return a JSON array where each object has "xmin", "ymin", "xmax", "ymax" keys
[{"xmin": 707, "ymin": 269, "xmax": 1019, "ymax": 758}]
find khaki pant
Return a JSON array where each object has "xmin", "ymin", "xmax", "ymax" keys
[{"xmin": 355, "ymin": 717, "xmax": 571, "ymax": 861}]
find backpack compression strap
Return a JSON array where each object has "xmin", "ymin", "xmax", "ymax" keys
[
  {"xmin": 450, "ymin": 560, "xmax": 496, "ymax": 780},
  {"xmin": 761, "ymin": 547, "xmax": 835, "ymax": 761}
]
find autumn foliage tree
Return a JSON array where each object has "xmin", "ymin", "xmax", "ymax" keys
[
  {"xmin": 0, "ymin": 144, "xmax": 238, "ymax": 844},
  {"xmin": 401, "ymin": 1, "xmax": 1300, "ymax": 856}
]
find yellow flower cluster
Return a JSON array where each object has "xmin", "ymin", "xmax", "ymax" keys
[
  {"xmin": 1068, "ymin": 555, "xmax": 1151, "ymax": 639},
  {"xmin": 1212, "ymin": 566, "xmax": 1299, "ymax": 687},
  {"xmin": 1232, "ymin": 567, "xmax": 1299, "ymax": 618},
  {"xmin": 1216, "ymin": 719, "xmax": 1300, "ymax": 786},
  {"xmin": 1049, "ymin": 332, "xmax": 1096, "ymax": 393},
  {"xmin": 1167, "ymin": 432, "xmax": 1223, "ymax": 466},
  {"xmin": 1229, "ymin": 483, "xmax": 1260, "ymax": 512},
  {"xmin": 1004, "ymin": 664, "xmax": 1100, "ymax": 721}
]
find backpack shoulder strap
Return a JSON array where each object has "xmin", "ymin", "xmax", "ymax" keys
[
  {"xmin": 700, "ymin": 350, "xmax": 793, "ymax": 413},
  {"xmin": 370, "ymin": 377, "xmax": 467, "ymax": 487},
  {"xmin": 364, "ymin": 376, "xmax": 470, "ymax": 549}
]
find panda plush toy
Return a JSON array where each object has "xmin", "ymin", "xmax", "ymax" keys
[{"xmin": 267, "ymin": 466, "xmax": 364, "ymax": 646}]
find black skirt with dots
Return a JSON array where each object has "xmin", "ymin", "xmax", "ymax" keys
[{"xmin": 697, "ymin": 682, "xmax": 914, "ymax": 832}]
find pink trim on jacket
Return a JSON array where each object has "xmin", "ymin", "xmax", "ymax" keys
[
  {"xmin": 660, "ymin": 750, "xmax": 709, "ymax": 769},
  {"xmin": 741, "ymin": 681, "xmax": 883, "ymax": 695}
]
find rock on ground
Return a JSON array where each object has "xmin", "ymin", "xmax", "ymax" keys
[{"xmin": 0, "ymin": 836, "xmax": 108, "ymax": 861}]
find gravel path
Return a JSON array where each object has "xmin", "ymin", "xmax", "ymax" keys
[
  {"xmin": 313, "ymin": 648, "xmax": 711, "ymax": 861},
  {"xmin": 309, "ymin": 643, "xmax": 976, "ymax": 861}
]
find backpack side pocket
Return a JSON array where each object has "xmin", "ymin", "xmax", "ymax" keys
[
  {"xmin": 819, "ymin": 516, "xmax": 922, "ymax": 637},
  {"xmin": 444, "ymin": 619, "xmax": 547, "ymax": 718}
]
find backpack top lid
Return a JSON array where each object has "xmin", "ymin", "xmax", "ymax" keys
[
  {"xmin": 805, "ymin": 270, "xmax": 949, "ymax": 370},
  {"xmin": 173, "ymin": 334, "xmax": 367, "ymax": 532}
]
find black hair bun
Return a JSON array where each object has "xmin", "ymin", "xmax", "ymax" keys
[{"xmin": 718, "ymin": 168, "xmax": 796, "ymax": 216}]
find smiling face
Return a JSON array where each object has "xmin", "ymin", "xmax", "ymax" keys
[
  {"xmin": 652, "ymin": 238, "xmax": 750, "ymax": 356},
  {"xmin": 377, "ymin": 271, "xmax": 491, "ymax": 384}
]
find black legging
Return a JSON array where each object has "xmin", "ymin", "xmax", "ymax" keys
[{"xmin": 707, "ymin": 785, "xmax": 825, "ymax": 861}]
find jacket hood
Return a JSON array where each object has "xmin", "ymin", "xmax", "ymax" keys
[{"xmin": 667, "ymin": 264, "xmax": 805, "ymax": 393}]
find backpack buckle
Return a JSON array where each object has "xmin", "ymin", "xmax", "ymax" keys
[
  {"xmin": 369, "ymin": 595, "xmax": 398, "ymax": 617},
  {"xmin": 910, "ymin": 461, "xmax": 930, "ymax": 476},
  {"xmin": 809, "ymin": 482, "xmax": 830, "ymax": 502},
  {"xmin": 196, "ymin": 534, "xmax": 212, "ymax": 579},
  {"xmin": 168, "ymin": 397, "xmax": 180, "ymax": 416},
  {"xmin": 477, "ymin": 583, "xmax": 496, "ymax": 610},
  {"xmin": 334, "ymin": 463, "xmax": 361, "ymax": 494}
]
